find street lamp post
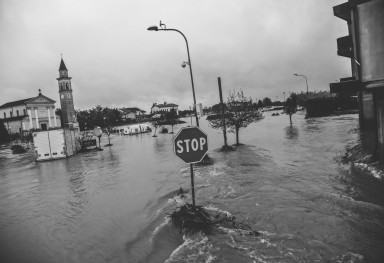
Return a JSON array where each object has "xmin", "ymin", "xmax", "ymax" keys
[
  {"xmin": 293, "ymin": 73, "xmax": 309, "ymax": 94},
  {"xmin": 147, "ymin": 21, "xmax": 199, "ymax": 127}
]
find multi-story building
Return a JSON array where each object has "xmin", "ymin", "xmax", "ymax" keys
[
  {"xmin": 57, "ymin": 57, "xmax": 77, "ymax": 128},
  {"xmin": 121, "ymin": 107, "xmax": 146, "ymax": 121},
  {"xmin": 151, "ymin": 102, "xmax": 179, "ymax": 115},
  {"xmin": 330, "ymin": 0, "xmax": 384, "ymax": 161}
]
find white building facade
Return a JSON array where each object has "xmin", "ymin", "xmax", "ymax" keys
[
  {"xmin": 121, "ymin": 107, "xmax": 146, "ymax": 121},
  {"xmin": 151, "ymin": 102, "xmax": 179, "ymax": 115},
  {"xmin": 0, "ymin": 92, "xmax": 61, "ymax": 134}
]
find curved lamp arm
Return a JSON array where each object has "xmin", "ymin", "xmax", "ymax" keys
[
  {"xmin": 293, "ymin": 74, "xmax": 309, "ymax": 94},
  {"xmin": 148, "ymin": 24, "xmax": 199, "ymax": 126}
]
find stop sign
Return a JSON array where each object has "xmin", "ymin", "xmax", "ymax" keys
[{"xmin": 173, "ymin": 127, "xmax": 208, "ymax": 164}]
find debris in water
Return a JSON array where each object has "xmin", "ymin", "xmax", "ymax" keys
[
  {"xmin": 195, "ymin": 155, "xmax": 213, "ymax": 166},
  {"xmin": 11, "ymin": 145, "xmax": 26, "ymax": 154},
  {"xmin": 167, "ymin": 202, "xmax": 260, "ymax": 236},
  {"xmin": 77, "ymin": 146, "xmax": 103, "ymax": 153},
  {"xmin": 336, "ymin": 143, "xmax": 375, "ymax": 164},
  {"xmin": 220, "ymin": 145, "xmax": 235, "ymax": 152},
  {"xmin": 177, "ymin": 187, "xmax": 186, "ymax": 198}
]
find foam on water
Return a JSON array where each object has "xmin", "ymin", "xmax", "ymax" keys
[
  {"xmin": 159, "ymin": 214, "xmax": 366, "ymax": 263},
  {"xmin": 353, "ymin": 162, "xmax": 384, "ymax": 180},
  {"xmin": 203, "ymin": 204, "xmax": 233, "ymax": 218},
  {"xmin": 168, "ymin": 194, "xmax": 187, "ymax": 207},
  {"xmin": 164, "ymin": 234, "xmax": 217, "ymax": 263},
  {"xmin": 208, "ymin": 164, "xmax": 226, "ymax": 177},
  {"xmin": 150, "ymin": 217, "xmax": 171, "ymax": 243},
  {"xmin": 222, "ymin": 185, "xmax": 236, "ymax": 198},
  {"xmin": 179, "ymin": 167, "xmax": 204, "ymax": 179}
]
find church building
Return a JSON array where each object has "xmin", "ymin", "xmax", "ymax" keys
[
  {"xmin": 0, "ymin": 90, "xmax": 61, "ymax": 134},
  {"xmin": 0, "ymin": 57, "xmax": 77, "ymax": 134}
]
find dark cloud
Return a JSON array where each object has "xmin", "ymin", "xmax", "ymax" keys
[{"xmin": 0, "ymin": 0, "xmax": 349, "ymax": 111}]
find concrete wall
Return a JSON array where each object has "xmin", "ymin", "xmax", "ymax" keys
[
  {"xmin": 375, "ymin": 92, "xmax": 384, "ymax": 160},
  {"xmin": 4, "ymin": 119, "xmax": 24, "ymax": 133},
  {"xmin": 358, "ymin": 0, "xmax": 384, "ymax": 82},
  {"xmin": 361, "ymin": 92, "xmax": 375, "ymax": 128},
  {"xmin": 63, "ymin": 128, "xmax": 81, "ymax": 156}
]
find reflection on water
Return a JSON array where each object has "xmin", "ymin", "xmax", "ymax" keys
[
  {"xmin": 358, "ymin": 129, "xmax": 376, "ymax": 156},
  {"xmin": 1, "ymin": 113, "xmax": 384, "ymax": 262},
  {"xmin": 67, "ymin": 171, "xmax": 88, "ymax": 219},
  {"xmin": 154, "ymin": 136, "xmax": 168, "ymax": 153},
  {"xmin": 284, "ymin": 125, "xmax": 299, "ymax": 140}
]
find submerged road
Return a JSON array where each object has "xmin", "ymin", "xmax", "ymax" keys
[{"xmin": 0, "ymin": 112, "xmax": 383, "ymax": 262}]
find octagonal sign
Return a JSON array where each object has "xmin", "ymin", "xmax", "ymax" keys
[{"xmin": 173, "ymin": 127, "xmax": 208, "ymax": 164}]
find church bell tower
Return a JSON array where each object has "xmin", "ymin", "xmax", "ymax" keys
[{"xmin": 57, "ymin": 57, "xmax": 76, "ymax": 128}]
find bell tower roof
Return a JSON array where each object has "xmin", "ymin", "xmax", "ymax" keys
[
  {"xmin": 57, "ymin": 55, "xmax": 71, "ymax": 80},
  {"xmin": 59, "ymin": 58, "xmax": 68, "ymax": 71}
]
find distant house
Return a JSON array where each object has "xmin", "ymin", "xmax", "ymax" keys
[
  {"xmin": 121, "ymin": 107, "xmax": 146, "ymax": 121},
  {"xmin": 0, "ymin": 91, "xmax": 61, "ymax": 134},
  {"xmin": 151, "ymin": 102, "xmax": 179, "ymax": 115}
]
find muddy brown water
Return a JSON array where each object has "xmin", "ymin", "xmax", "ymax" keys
[{"xmin": 1, "ymin": 112, "xmax": 383, "ymax": 262}]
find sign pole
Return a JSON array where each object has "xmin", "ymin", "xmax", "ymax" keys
[
  {"xmin": 218, "ymin": 77, "xmax": 228, "ymax": 148},
  {"xmin": 190, "ymin": 163, "xmax": 196, "ymax": 207},
  {"xmin": 173, "ymin": 127, "xmax": 208, "ymax": 208}
]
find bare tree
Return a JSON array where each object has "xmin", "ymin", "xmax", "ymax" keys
[
  {"xmin": 285, "ymin": 93, "xmax": 298, "ymax": 125},
  {"xmin": 208, "ymin": 90, "xmax": 263, "ymax": 146},
  {"xmin": 103, "ymin": 123, "xmax": 114, "ymax": 146},
  {"xmin": 151, "ymin": 114, "xmax": 164, "ymax": 137},
  {"xmin": 101, "ymin": 108, "xmax": 121, "ymax": 146},
  {"xmin": 164, "ymin": 109, "xmax": 180, "ymax": 134}
]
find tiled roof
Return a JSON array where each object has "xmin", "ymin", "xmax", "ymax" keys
[
  {"xmin": 0, "ymin": 98, "xmax": 33, "ymax": 109},
  {"xmin": 156, "ymin": 103, "xmax": 178, "ymax": 108},
  {"xmin": 1, "ymin": 115, "xmax": 28, "ymax": 122},
  {"xmin": 0, "ymin": 94, "xmax": 56, "ymax": 109},
  {"xmin": 123, "ymin": 107, "xmax": 142, "ymax": 113}
]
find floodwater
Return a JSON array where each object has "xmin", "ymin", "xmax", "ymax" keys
[{"xmin": 1, "ymin": 112, "xmax": 384, "ymax": 263}]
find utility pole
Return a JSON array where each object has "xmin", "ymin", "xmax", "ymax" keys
[{"xmin": 218, "ymin": 77, "xmax": 228, "ymax": 148}]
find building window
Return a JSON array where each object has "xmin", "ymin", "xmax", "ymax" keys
[
  {"xmin": 23, "ymin": 109, "xmax": 26, "ymax": 115},
  {"xmin": 17, "ymin": 110, "xmax": 19, "ymax": 116},
  {"xmin": 3, "ymin": 112, "xmax": 5, "ymax": 118},
  {"xmin": 10, "ymin": 111, "xmax": 12, "ymax": 117}
]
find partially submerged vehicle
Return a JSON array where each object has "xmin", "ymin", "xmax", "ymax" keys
[
  {"xmin": 33, "ymin": 129, "xmax": 67, "ymax": 161},
  {"xmin": 123, "ymin": 124, "xmax": 151, "ymax": 135},
  {"xmin": 33, "ymin": 128, "xmax": 80, "ymax": 162}
]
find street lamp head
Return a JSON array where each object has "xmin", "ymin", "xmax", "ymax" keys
[
  {"xmin": 293, "ymin": 73, "xmax": 298, "ymax": 76},
  {"xmin": 181, "ymin": 61, "xmax": 189, "ymax": 68},
  {"xmin": 147, "ymin": 25, "xmax": 159, "ymax": 31}
]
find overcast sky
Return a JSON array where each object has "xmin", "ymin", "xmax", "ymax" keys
[{"xmin": 0, "ymin": 0, "xmax": 350, "ymax": 112}]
